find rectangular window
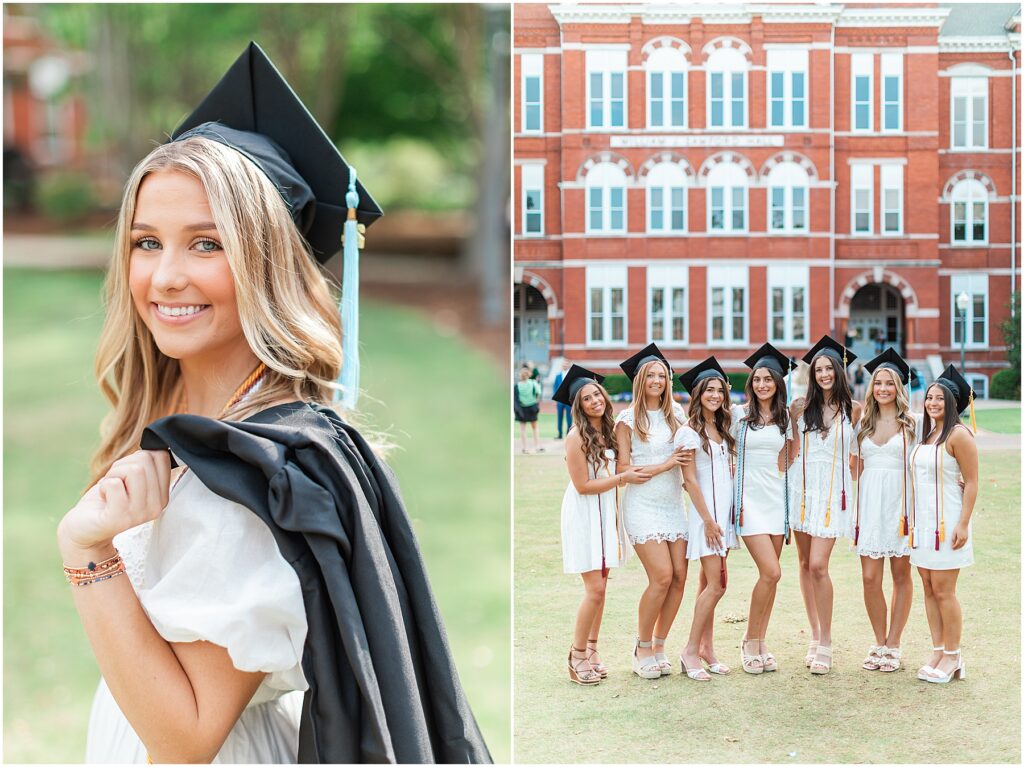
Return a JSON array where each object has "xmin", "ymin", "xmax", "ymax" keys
[
  {"xmin": 708, "ymin": 266, "xmax": 748, "ymax": 344},
  {"xmin": 770, "ymin": 185, "xmax": 808, "ymax": 233},
  {"xmin": 648, "ymin": 70, "xmax": 686, "ymax": 128},
  {"xmin": 671, "ymin": 72, "xmax": 686, "ymax": 126},
  {"xmin": 709, "ymin": 185, "xmax": 746, "ymax": 233},
  {"xmin": 767, "ymin": 50, "xmax": 808, "ymax": 129},
  {"xmin": 731, "ymin": 187, "xmax": 745, "ymax": 230},
  {"xmin": 710, "ymin": 186, "xmax": 725, "ymax": 230},
  {"xmin": 588, "ymin": 187, "xmax": 603, "ymax": 231},
  {"xmin": 951, "ymin": 77, "xmax": 988, "ymax": 149},
  {"xmin": 609, "ymin": 187, "xmax": 624, "ymax": 231},
  {"xmin": 851, "ymin": 164, "xmax": 873, "ymax": 234},
  {"xmin": 649, "ymin": 187, "xmax": 664, "ymax": 231},
  {"xmin": 648, "ymin": 266, "xmax": 687, "ymax": 344},
  {"xmin": 521, "ymin": 54, "xmax": 543, "ymax": 133},
  {"xmin": 587, "ymin": 50, "xmax": 628, "ymax": 130},
  {"xmin": 852, "ymin": 53, "xmax": 873, "ymax": 132},
  {"xmin": 587, "ymin": 265, "xmax": 628, "ymax": 344},
  {"xmin": 767, "ymin": 264, "xmax": 809, "ymax": 344},
  {"xmin": 950, "ymin": 273, "xmax": 988, "ymax": 348},
  {"xmin": 710, "ymin": 72, "xmax": 724, "ymax": 127},
  {"xmin": 770, "ymin": 72, "xmax": 785, "ymax": 127},
  {"xmin": 880, "ymin": 164, "xmax": 902, "ymax": 235},
  {"xmin": 881, "ymin": 53, "xmax": 902, "ymax": 132},
  {"xmin": 730, "ymin": 72, "xmax": 744, "ymax": 127},
  {"xmin": 792, "ymin": 187, "xmax": 807, "ymax": 230},
  {"xmin": 521, "ymin": 164, "xmax": 544, "ymax": 236},
  {"xmin": 649, "ymin": 72, "xmax": 664, "ymax": 127},
  {"xmin": 670, "ymin": 187, "xmax": 685, "ymax": 230}
]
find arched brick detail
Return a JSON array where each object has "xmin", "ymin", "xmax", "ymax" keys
[
  {"xmin": 759, "ymin": 151, "xmax": 819, "ymax": 182},
  {"xmin": 700, "ymin": 36, "xmax": 753, "ymax": 63},
  {"xmin": 640, "ymin": 36, "xmax": 692, "ymax": 65},
  {"xmin": 576, "ymin": 151, "xmax": 636, "ymax": 184},
  {"xmin": 696, "ymin": 151, "xmax": 756, "ymax": 184},
  {"xmin": 519, "ymin": 270, "xmax": 560, "ymax": 317},
  {"xmin": 941, "ymin": 170, "xmax": 997, "ymax": 200},
  {"xmin": 637, "ymin": 152, "xmax": 697, "ymax": 181},
  {"xmin": 836, "ymin": 269, "xmax": 920, "ymax": 319}
]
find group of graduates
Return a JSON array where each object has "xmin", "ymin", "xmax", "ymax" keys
[{"xmin": 556, "ymin": 335, "xmax": 977, "ymax": 688}]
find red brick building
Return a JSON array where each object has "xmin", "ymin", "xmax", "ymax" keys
[{"xmin": 513, "ymin": 2, "xmax": 1021, "ymax": 397}]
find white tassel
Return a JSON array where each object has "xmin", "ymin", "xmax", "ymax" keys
[{"xmin": 336, "ymin": 168, "xmax": 361, "ymax": 409}]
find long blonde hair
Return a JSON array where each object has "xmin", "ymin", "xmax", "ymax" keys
[
  {"xmin": 857, "ymin": 366, "xmax": 915, "ymax": 449},
  {"xmin": 629, "ymin": 359, "xmax": 678, "ymax": 442},
  {"xmin": 91, "ymin": 137, "xmax": 345, "ymax": 482}
]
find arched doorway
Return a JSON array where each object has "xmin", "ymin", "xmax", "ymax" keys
[
  {"xmin": 847, "ymin": 283, "xmax": 904, "ymax": 361},
  {"xmin": 514, "ymin": 283, "xmax": 549, "ymax": 368}
]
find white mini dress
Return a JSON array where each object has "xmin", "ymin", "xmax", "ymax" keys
[
  {"xmin": 561, "ymin": 448, "xmax": 631, "ymax": 574},
  {"xmin": 850, "ymin": 421, "xmax": 920, "ymax": 559},
  {"xmin": 730, "ymin": 404, "xmax": 789, "ymax": 537},
  {"xmin": 674, "ymin": 425, "xmax": 738, "ymax": 560},
  {"xmin": 617, "ymin": 404, "xmax": 688, "ymax": 546},
  {"xmin": 789, "ymin": 412, "xmax": 855, "ymax": 539},
  {"xmin": 909, "ymin": 438, "xmax": 975, "ymax": 570},
  {"xmin": 85, "ymin": 468, "xmax": 308, "ymax": 763}
]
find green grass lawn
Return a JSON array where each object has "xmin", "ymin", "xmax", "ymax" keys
[
  {"xmin": 967, "ymin": 408, "xmax": 1021, "ymax": 434},
  {"xmin": 514, "ymin": 448, "xmax": 1021, "ymax": 763},
  {"xmin": 3, "ymin": 268, "xmax": 510, "ymax": 762}
]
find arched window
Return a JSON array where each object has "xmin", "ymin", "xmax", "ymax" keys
[
  {"xmin": 706, "ymin": 47, "xmax": 748, "ymax": 129},
  {"xmin": 765, "ymin": 162, "xmax": 810, "ymax": 233},
  {"xmin": 646, "ymin": 162, "xmax": 688, "ymax": 233},
  {"xmin": 706, "ymin": 162, "xmax": 748, "ymax": 233},
  {"xmin": 950, "ymin": 178, "xmax": 988, "ymax": 244},
  {"xmin": 646, "ymin": 47, "xmax": 687, "ymax": 129},
  {"xmin": 585, "ymin": 162, "xmax": 628, "ymax": 234}
]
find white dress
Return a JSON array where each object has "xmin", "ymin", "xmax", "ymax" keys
[
  {"xmin": 789, "ymin": 412, "xmax": 855, "ymax": 539},
  {"xmin": 674, "ymin": 426, "xmax": 738, "ymax": 560},
  {"xmin": 85, "ymin": 468, "xmax": 308, "ymax": 763},
  {"xmin": 561, "ymin": 448, "xmax": 631, "ymax": 574},
  {"xmin": 617, "ymin": 404, "xmax": 688, "ymax": 545},
  {"xmin": 850, "ymin": 429, "xmax": 914, "ymax": 558},
  {"xmin": 910, "ymin": 440, "xmax": 975, "ymax": 570},
  {"xmin": 730, "ymin": 404, "xmax": 789, "ymax": 537}
]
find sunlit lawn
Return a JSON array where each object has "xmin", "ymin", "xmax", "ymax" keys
[{"xmin": 3, "ymin": 268, "xmax": 510, "ymax": 762}]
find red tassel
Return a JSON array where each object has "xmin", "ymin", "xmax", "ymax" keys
[
  {"xmin": 739, "ymin": 508, "xmax": 744, "ymax": 527},
  {"xmin": 601, "ymin": 557, "xmax": 608, "ymax": 578},
  {"xmin": 854, "ymin": 525, "xmax": 860, "ymax": 545},
  {"xmin": 720, "ymin": 561, "xmax": 727, "ymax": 589},
  {"xmin": 841, "ymin": 489, "xmax": 847, "ymax": 511},
  {"xmin": 934, "ymin": 530, "xmax": 940, "ymax": 551}
]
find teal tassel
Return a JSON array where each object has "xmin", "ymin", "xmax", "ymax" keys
[{"xmin": 336, "ymin": 168, "xmax": 360, "ymax": 409}]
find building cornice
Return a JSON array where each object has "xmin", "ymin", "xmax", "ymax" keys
[
  {"xmin": 550, "ymin": 5, "xmax": 633, "ymax": 25},
  {"xmin": 836, "ymin": 7, "xmax": 951, "ymax": 28},
  {"xmin": 939, "ymin": 35, "xmax": 1019, "ymax": 53}
]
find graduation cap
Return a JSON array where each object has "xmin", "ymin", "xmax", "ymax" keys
[
  {"xmin": 803, "ymin": 335, "xmax": 856, "ymax": 368},
  {"xmin": 552, "ymin": 365, "xmax": 605, "ymax": 407},
  {"xmin": 932, "ymin": 364, "xmax": 977, "ymax": 430},
  {"xmin": 678, "ymin": 357, "xmax": 728, "ymax": 394},
  {"xmin": 744, "ymin": 343, "xmax": 794, "ymax": 377},
  {"xmin": 619, "ymin": 343, "xmax": 671, "ymax": 381},
  {"xmin": 170, "ymin": 42, "xmax": 382, "ymax": 410},
  {"xmin": 864, "ymin": 347, "xmax": 914, "ymax": 386}
]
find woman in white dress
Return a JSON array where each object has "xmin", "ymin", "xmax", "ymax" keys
[
  {"xmin": 852, "ymin": 348, "xmax": 918, "ymax": 674},
  {"xmin": 556, "ymin": 366, "xmax": 645, "ymax": 685},
  {"xmin": 732, "ymin": 344, "xmax": 799, "ymax": 674},
  {"xmin": 789, "ymin": 335, "xmax": 861, "ymax": 675},
  {"xmin": 674, "ymin": 357, "xmax": 737, "ymax": 681},
  {"xmin": 614, "ymin": 344, "xmax": 692, "ymax": 679},
  {"xmin": 910, "ymin": 365, "xmax": 978, "ymax": 684}
]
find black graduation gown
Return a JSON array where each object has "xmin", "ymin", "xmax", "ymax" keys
[{"xmin": 140, "ymin": 402, "xmax": 492, "ymax": 764}]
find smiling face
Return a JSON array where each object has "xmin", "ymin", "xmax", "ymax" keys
[
  {"xmin": 871, "ymin": 368, "xmax": 897, "ymax": 405},
  {"xmin": 924, "ymin": 384, "xmax": 947, "ymax": 422},
  {"xmin": 128, "ymin": 170, "xmax": 247, "ymax": 366},
  {"xmin": 813, "ymin": 355, "xmax": 836, "ymax": 391},
  {"xmin": 642, "ymin": 360, "xmax": 669, "ymax": 401},
  {"xmin": 700, "ymin": 377, "xmax": 726, "ymax": 413},
  {"xmin": 577, "ymin": 383, "xmax": 606, "ymax": 419},
  {"xmin": 751, "ymin": 368, "xmax": 777, "ymax": 402}
]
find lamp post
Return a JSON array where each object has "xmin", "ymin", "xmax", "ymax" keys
[{"xmin": 956, "ymin": 291, "xmax": 970, "ymax": 372}]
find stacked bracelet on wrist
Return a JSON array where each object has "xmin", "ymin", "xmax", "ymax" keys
[{"xmin": 63, "ymin": 551, "xmax": 125, "ymax": 587}]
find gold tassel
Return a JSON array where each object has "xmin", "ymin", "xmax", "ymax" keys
[
  {"xmin": 824, "ymin": 510, "xmax": 830, "ymax": 527},
  {"xmin": 800, "ymin": 500, "xmax": 806, "ymax": 525},
  {"xmin": 939, "ymin": 518, "xmax": 945, "ymax": 543},
  {"xmin": 909, "ymin": 529, "xmax": 915, "ymax": 548},
  {"xmin": 899, "ymin": 516, "xmax": 906, "ymax": 536},
  {"xmin": 969, "ymin": 391, "xmax": 977, "ymax": 434}
]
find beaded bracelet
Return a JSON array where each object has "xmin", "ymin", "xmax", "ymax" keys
[{"xmin": 64, "ymin": 551, "xmax": 126, "ymax": 587}]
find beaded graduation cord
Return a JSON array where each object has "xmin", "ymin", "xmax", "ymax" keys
[
  {"xmin": 822, "ymin": 417, "xmax": 841, "ymax": 528},
  {"xmin": 734, "ymin": 421, "xmax": 749, "ymax": 537},
  {"xmin": 595, "ymin": 458, "xmax": 609, "ymax": 578},
  {"xmin": 708, "ymin": 440, "xmax": 728, "ymax": 589},
  {"xmin": 897, "ymin": 430, "xmax": 909, "ymax": 537}
]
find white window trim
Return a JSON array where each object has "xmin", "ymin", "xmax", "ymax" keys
[
  {"xmin": 766, "ymin": 50, "xmax": 808, "ymax": 129},
  {"xmin": 950, "ymin": 273, "xmax": 988, "ymax": 349},
  {"xmin": 850, "ymin": 164, "xmax": 874, "ymax": 235},
  {"xmin": 706, "ymin": 67, "xmax": 748, "ymax": 129},
  {"xmin": 521, "ymin": 164, "xmax": 544, "ymax": 237},
  {"xmin": 586, "ymin": 266, "xmax": 628, "ymax": 347},
  {"xmin": 586, "ymin": 51, "xmax": 628, "ymax": 131},
  {"xmin": 646, "ymin": 61, "xmax": 688, "ymax": 129},
  {"xmin": 965, "ymin": 373, "xmax": 988, "ymax": 399},
  {"xmin": 880, "ymin": 164, "xmax": 903, "ymax": 236},
  {"xmin": 647, "ymin": 266, "xmax": 688, "ymax": 347},
  {"xmin": 767, "ymin": 184, "xmax": 809, "ymax": 234},
  {"xmin": 707, "ymin": 267, "xmax": 749, "ymax": 347},
  {"xmin": 521, "ymin": 54, "xmax": 544, "ymax": 134},
  {"xmin": 880, "ymin": 53, "xmax": 903, "ymax": 133},
  {"xmin": 851, "ymin": 53, "xmax": 873, "ymax": 133},
  {"xmin": 766, "ymin": 265, "xmax": 809, "ymax": 345},
  {"xmin": 949, "ymin": 180, "xmax": 989, "ymax": 246},
  {"xmin": 949, "ymin": 76, "xmax": 989, "ymax": 150}
]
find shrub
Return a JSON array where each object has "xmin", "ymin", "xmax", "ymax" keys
[
  {"xmin": 35, "ymin": 173, "xmax": 97, "ymax": 224},
  {"xmin": 990, "ymin": 368, "xmax": 1021, "ymax": 400}
]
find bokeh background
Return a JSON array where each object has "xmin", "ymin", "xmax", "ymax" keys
[{"xmin": 3, "ymin": 3, "xmax": 510, "ymax": 761}]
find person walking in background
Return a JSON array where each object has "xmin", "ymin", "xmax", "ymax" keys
[
  {"xmin": 853, "ymin": 364, "xmax": 866, "ymax": 402},
  {"xmin": 553, "ymin": 359, "xmax": 573, "ymax": 439},
  {"xmin": 515, "ymin": 365, "xmax": 543, "ymax": 454}
]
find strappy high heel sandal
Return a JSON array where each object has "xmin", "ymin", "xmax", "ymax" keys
[
  {"xmin": 810, "ymin": 645, "xmax": 832, "ymax": 675},
  {"xmin": 879, "ymin": 645, "xmax": 902, "ymax": 673},
  {"xmin": 804, "ymin": 640, "xmax": 818, "ymax": 668},
  {"xmin": 917, "ymin": 646, "xmax": 944, "ymax": 680},
  {"xmin": 652, "ymin": 636, "xmax": 672, "ymax": 676},
  {"xmin": 862, "ymin": 644, "xmax": 887, "ymax": 671},
  {"xmin": 568, "ymin": 646, "xmax": 601, "ymax": 686},
  {"xmin": 586, "ymin": 639, "xmax": 608, "ymax": 679},
  {"xmin": 632, "ymin": 638, "xmax": 662, "ymax": 680},
  {"xmin": 758, "ymin": 639, "xmax": 778, "ymax": 672},
  {"xmin": 924, "ymin": 649, "xmax": 966, "ymax": 684},
  {"xmin": 699, "ymin": 655, "xmax": 731, "ymax": 675},
  {"xmin": 679, "ymin": 653, "xmax": 711, "ymax": 681},
  {"xmin": 740, "ymin": 638, "xmax": 764, "ymax": 675}
]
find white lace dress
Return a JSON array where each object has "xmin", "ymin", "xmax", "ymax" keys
[
  {"xmin": 909, "ymin": 441, "xmax": 974, "ymax": 570},
  {"xmin": 561, "ymin": 448, "xmax": 631, "ymax": 574},
  {"xmin": 85, "ymin": 467, "xmax": 308, "ymax": 763},
  {"xmin": 789, "ymin": 413, "xmax": 855, "ymax": 539},
  {"xmin": 850, "ymin": 429, "xmax": 915, "ymax": 559},
  {"xmin": 616, "ymin": 404, "xmax": 687, "ymax": 545},
  {"xmin": 730, "ymin": 404, "xmax": 789, "ymax": 537},
  {"xmin": 674, "ymin": 425, "xmax": 738, "ymax": 560}
]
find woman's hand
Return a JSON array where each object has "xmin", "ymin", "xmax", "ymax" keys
[
  {"xmin": 670, "ymin": 446, "xmax": 695, "ymax": 468},
  {"xmin": 621, "ymin": 468, "xmax": 653, "ymax": 485},
  {"xmin": 951, "ymin": 521, "xmax": 970, "ymax": 550},
  {"xmin": 58, "ymin": 450, "xmax": 172, "ymax": 561},
  {"xmin": 704, "ymin": 519, "xmax": 724, "ymax": 550}
]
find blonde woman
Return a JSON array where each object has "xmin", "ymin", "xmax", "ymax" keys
[
  {"xmin": 614, "ymin": 344, "xmax": 692, "ymax": 679},
  {"xmin": 55, "ymin": 44, "xmax": 488, "ymax": 764},
  {"xmin": 851, "ymin": 348, "xmax": 921, "ymax": 675}
]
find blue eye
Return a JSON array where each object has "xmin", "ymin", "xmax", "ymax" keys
[
  {"xmin": 135, "ymin": 237, "xmax": 160, "ymax": 251},
  {"xmin": 194, "ymin": 238, "xmax": 221, "ymax": 253}
]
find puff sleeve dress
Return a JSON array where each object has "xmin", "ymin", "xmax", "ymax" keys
[
  {"xmin": 674, "ymin": 425, "xmax": 738, "ymax": 560},
  {"xmin": 85, "ymin": 467, "xmax": 308, "ymax": 764},
  {"xmin": 560, "ymin": 448, "xmax": 631, "ymax": 574}
]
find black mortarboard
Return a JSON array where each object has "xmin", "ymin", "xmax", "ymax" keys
[
  {"xmin": 678, "ymin": 357, "xmax": 728, "ymax": 394},
  {"xmin": 803, "ymin": 335, "xmax": 856, "ymax": 368},
  {"xmin": 864, "ymin": 347, "xmax": 913, "ymax": 385},
  {"xmin": 932, "ymin": 364, "xmax": 975, "ymax": 415},
  {"xmin": 744, "ymin": 343, "xmax": 794, "ymax": 376},
  {"xmin": 552, "ymin": 364, "xmax": 605, "ymax": 407},
  {"xmin": 170, "ymin": 42, "xmax": 382, "ymax": 263},
  {"xmin": 619, "ymin": 343, "xmax": 671, "ymax": 381}
]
